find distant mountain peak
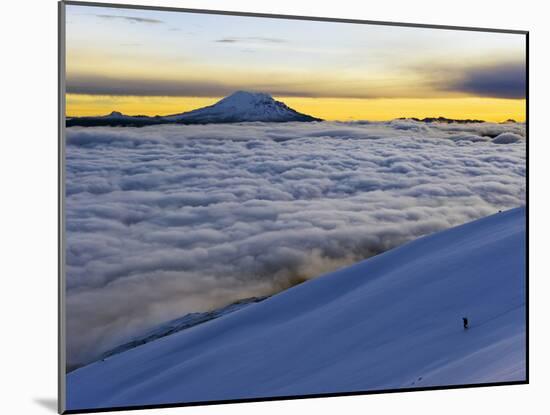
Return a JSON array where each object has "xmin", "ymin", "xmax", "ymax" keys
[
  {"xmin": 205, "ymin": 90, "xmax": 282, "ymax": 112},
  {"xmin": 221, "ymin": 90, "xmax": 273, "ymax": 102},
  {"xmin": 67, "ymin": 91, "xmax": 322, "ymax": 127},
  {"xmin": 166, "ymin": 91, "xmax": 321, "ymax": 124}
]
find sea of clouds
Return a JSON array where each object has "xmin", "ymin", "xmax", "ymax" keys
[{"xmin": 65, "ymin": 120, "xmax": 526, "ymax": 369}]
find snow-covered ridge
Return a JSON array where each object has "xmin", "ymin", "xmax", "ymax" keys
[
  {"xmin": 98, "ymin": 296, "xmax": 268, "ymax": 364},
  {"xmin": 67, "ymin": 207, "xmax": 526, "ymax": 411},
  {"xmin": 66, "ymin": 91, "xmax": 322, "ymax": 126}
]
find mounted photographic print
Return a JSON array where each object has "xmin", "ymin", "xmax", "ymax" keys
[{"xmin": 59, "ymin": 1, "xmax": 528, "ymax": 413}]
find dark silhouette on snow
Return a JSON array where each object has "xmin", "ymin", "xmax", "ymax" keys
[{"xmin": 463, "ymin": 317, "xmax": 469, "ymax": 329}]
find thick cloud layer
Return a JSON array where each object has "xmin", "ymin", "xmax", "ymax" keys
[
  {"xmin": 65, "ymin": 120, "xmax": 526, "ymax": 369},
  {"xmin": 448, "ymin": 62, "xmax": 526, "ymax": 99},
  {"xmin": 66, "ymin": 61, "xmax": 526, "ymax": 99}
]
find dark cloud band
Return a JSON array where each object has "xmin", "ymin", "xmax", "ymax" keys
[
  {"xmin": 66, "ymin": 76, "xmax": 236, "ymax": 97},
  {"xmin": 66, "ymin": 61, "xmax": 526, "ymax": 100},
  {"xmin": 96, "ymin": 14, "xmax": 164, "ymax": 24},
  {"xmin": 447, "ymin": 62, "xmax": 526, "ymax": 99}
]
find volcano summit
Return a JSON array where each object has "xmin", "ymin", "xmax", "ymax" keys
[{"xmin": 66, "ymin": 91, "xmax": 322, "ymax": 127}]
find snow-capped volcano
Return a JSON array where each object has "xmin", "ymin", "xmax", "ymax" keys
[
  {"xmin": 166, "ymin": 91, "xmax": 321, "ymax": 123},
  {"xmin": 66, "ymin": 91, "xmax": 321, "ymax": 126}
]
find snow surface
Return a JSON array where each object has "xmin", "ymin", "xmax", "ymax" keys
[
  {"xmin": 99, "ymin": 296, "xmax": 268, "ymax": 362},
  {"xmin": 67, "ymin": 207, "xmax": 526, "ymax": 411}
]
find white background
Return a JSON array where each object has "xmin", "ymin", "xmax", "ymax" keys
[{"xmin": 1, "ymin": 0, "xmax": 547, "ymax": 413}]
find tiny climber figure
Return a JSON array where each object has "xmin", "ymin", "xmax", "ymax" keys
[{"xmin": 463, "ymin": 317, "xmax": 469, "ymax": 329}]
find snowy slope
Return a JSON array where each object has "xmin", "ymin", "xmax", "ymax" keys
[
  {"xmin": 99, "ymin": 296, "xmax": 268, "ymax": 362},
  {"xmin": 66, "ymin": 91, "xmax": 321, "ymax": 126},
  {"xmin": 66, "ymin": 207, "xmax": 526, "ymax": 411}
]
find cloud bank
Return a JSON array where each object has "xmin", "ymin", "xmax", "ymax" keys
[
  {"xmin": 95, "ymin": 14, "xmax": 164, "ymax": 24},
  {"xmin": 65, "ymin": 120, "xmax": 526, "ymax": 369},
  {"xmin": 66, "ymin": 60, "xmax": 526, "ymax": 100},
  {"xmin": 447, "ymin": 61, "xmax": 526, "ymax": 99},
  {"xmin": 66, "ymin": 76, "xmax": 235, "ymax": 98}
]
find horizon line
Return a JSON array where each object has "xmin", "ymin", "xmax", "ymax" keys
[{"xmin": 65, "ymin": 92, "xmax": 526, "ymax": 123}]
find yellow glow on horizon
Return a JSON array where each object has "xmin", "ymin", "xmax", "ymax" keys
[
  {"xmin": 66, "ymin": 94, "xmax": 220, "ymax": 117},
  {"xmin": 66, "ymin": 94, "xmax": 526, "ymax": 123},
  {"xmin": 283, "ymin": 97, "xmax": 526, "ymax": 122}
]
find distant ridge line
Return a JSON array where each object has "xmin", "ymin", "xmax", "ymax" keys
[{"xmin": 66, "ymin": 91, "xmax": 322, "ymax": 127}]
